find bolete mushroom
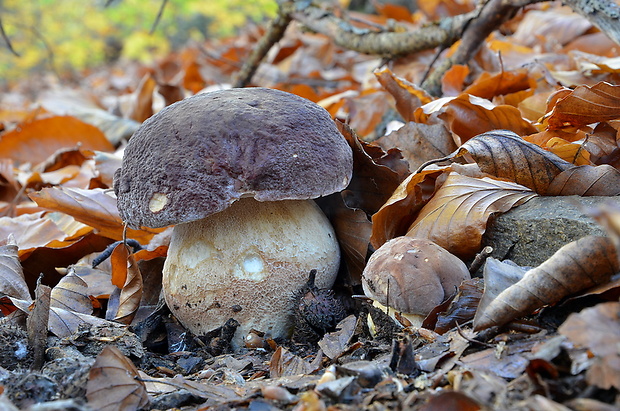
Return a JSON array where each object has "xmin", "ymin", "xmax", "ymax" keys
[
  {"xmin": 362, "ymin": 236, "xmax": 470, "ymax": 328},
  {"xmin": 114, "ymin": 87, "xmax": 353, "ymax": 347}
]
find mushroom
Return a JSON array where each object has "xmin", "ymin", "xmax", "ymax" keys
[
  {"xmin": 114, "ymin": 87, "xmax": 353, "ymax": 347},
  {"xmin": 362, "ymin": 236, "xmax": 470, "ymax": 328}
]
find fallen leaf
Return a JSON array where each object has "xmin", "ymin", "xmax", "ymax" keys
[
  {"xmin": 318, "ymin": 315, "xmax": 357, "ymax": 360},
  {"xmin": 544, "ymin": 82, "xmax": 620, "ymax": 129},
  {"xmin": 27, "ymin": 280, "xmax": 50, "ymax": 370},
  {"xmin": 547, "ymin": 164, "xmax": 620, "ymax": 196},
  {"xmin": 269, "ymin": 346, "xmax": 316, "ymax": 378},
  {"xmin": 419, "ymin": 391, "xmax": 481, "ymax": 411},
  {"xmin": 375, "ymin": 67, "xmax": 432, "ymax": 121},
  {"xmin": 463, "ymin": 70, "xmax": 534, "ymax": 101},
  {"xmin": 370, "ymin": 168, "xmax": 447, "ymax": 249},
  {"xmin": 127, "ymin": 73, "xmax": 156, "ymax": 123},
  {"xmin": 375, "ymin": 121, "xmax": 457, "ymax": 171},
  {"xmin": 86, "ymin": 345, "xmax": 150, "ymax": 411},
  {"xmin": 0, "ymin": 241, "xmax": 31, "ymax": 301},
  {"xmin": 406, "ymin": 173, "xmax": 536, "ymax": 259},
  {"xmin": 451, "ymin": 130, "xmax": 574, "ymax": 194},
  {"xmin": 0, "ymin": 213, "xmax": 69, "ymax": 253},
  {"xmin": 0, "ymin": 116, "xmax": 114, "ymax": 166},
  {"xmin": 559, "ymin": 302, "xmax": 620, "ymax": 390},
  {"xmin": 50, "ymin": 268, "xmax": 93, "ymax": 315},
  {"xmin": 474, "ymin": 236, "xmax": 619, "ymax": 331},
  {"xmin": 111, "ymin": 245, "xmax": 143, "ymax": 325},
  {"xmin": 29, "ymin": 187, "xmax": 165, "ymax": 243}
]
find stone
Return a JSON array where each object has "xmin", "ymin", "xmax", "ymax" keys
[{"xmin": 482, "ymin": 195, "xmax": 620, "ymax": 268}]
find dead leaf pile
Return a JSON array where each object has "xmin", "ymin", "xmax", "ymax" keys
[{"xmin": 0, "ymin": 0, "xmax": 619, "ymax": 409}]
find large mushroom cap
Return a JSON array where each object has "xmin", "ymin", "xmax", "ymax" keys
[{"xmin": 114, "ymin": 87, "xmax": 353, "ymax": 228}]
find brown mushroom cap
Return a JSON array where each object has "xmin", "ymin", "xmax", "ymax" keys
[
  {"xmin": 114, "ymin": 87, "xmax": 353, "ymax": 228},
  {"xmin": 362, "ymin": 237, "xmax": 470, "ymax": 317}
]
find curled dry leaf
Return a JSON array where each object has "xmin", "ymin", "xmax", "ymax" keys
[
  {"xmin": 109, "ymin": 243, "xmax": 143, "ymax": 325},
  {"xmin": 474, "ymin": 236, "xmax": 619, "ymax": 331},
  {"xmin": 0, "ymin": 116, "xmax": 114, "ymax": 166},
  {"xmin": 546, "ymin": 164, "xmax": 620, "ymax": 196},
  {"xmin": 86, "ymin": 345, "xmax": 149, "ymax": 411},
  {"xmin": 450, "ymin": 130, "xmax": 575, "ymax": 194},
  {"xmin": 559, "ymin": 301, "xmax": 620, "ymax": 390},
  {"xmin": 463, "ymin": 69, "xmax": 534, "ymax": 101},
  {"xmin": 50, "ymin": 268, "xmax": 93, "ymax": 315},
  {"xmin": 374, "ymin": 67, "xmax": 432, "ymax": 121},
  {"xmin": 406, "ymin": 172, "xmax": 536, "ymax": 259},
  {"xmin": 29, "ymin": 187, "xmax": 166, "ymax": 244},
  {"xmin": 337, "ymin": 121, "xmax": 408, "ymax": 214},
  {"xmin": 370, "ymin": 168, "xmax": 447, "ymax": 249},
  {"xmin": 544, "ymin": 82, "xmax": 620, "ymax": 129},
  {"xmin": 0, "ymin": 213, "xmax": 69, "ymax": 254},
  {"xmin": 0, "ymin": 241, "xmax": 31, "ymax": 301},
  {"xmin": 414, "ymin": 94, "xmax": 538, "ymax": 143}
]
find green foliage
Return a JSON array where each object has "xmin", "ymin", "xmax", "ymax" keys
[{"xmin": 0, "ymin": 0, "xmax": 277, "ymax": 85}]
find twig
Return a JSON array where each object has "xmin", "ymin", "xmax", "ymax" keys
[
  {"xmin": 232, "ymin": 3, "xmax": 292, "ymax": 87},
  {"xmin": 469, "ymin": 246, "xmax": 493, "ymax": 275},
  {"xmin": 150, "ymin": 0, "xmax": 169, "ymax": 34},
  {"xmin": 0, "ymin": 17, "xmax": 20, "ymax": 57},
  {"xmin": 565, "ymin": 0, "xmax": 620, "ymax": 45}
]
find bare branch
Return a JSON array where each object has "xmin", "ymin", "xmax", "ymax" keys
[{"xmin": 0, "ymin": 17, "xmax": 20, "ymax": 57}]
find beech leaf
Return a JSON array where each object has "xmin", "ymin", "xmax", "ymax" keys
[
  {"xmin": 29, "ymin": 186, "xmax": 165, "ymax": 243},
  {"xmin": 474, "ymin": 236, "xmax": 619, "ymax": 331},
  {"xmin": 547, "ymin": 164, "xmax": 620, "ymax": 196},
  {"xmin": 453, "ymin": 130, "xmax": 574, "ymax": 194},
  {"xmin": 0, "ymin": 241, "xmax": 31, "ymax": 301},
  {"xmin": 50, "ymin": 268, "xmax": 93, "ymax": 315},
  {"xmin": 406, "ymin": 173, "xmax": 536, "ymax": 259},
  {"xmin": 86, "ymin": 345, "xmax": 150, "ymax": 411},
  {"xmin": 544, "ymin": 82, "xmax": 620, "ymax": 129}
]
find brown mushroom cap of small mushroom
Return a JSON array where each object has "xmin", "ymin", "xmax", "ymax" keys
[
  {"xmin": 114, "ymin": 87, "xmax": 353, "ymax": 229},
  {"xmin": 113, "ymin": 88, "xmax": 353, "ymax": 347},
  {"xmin": 362, "ymin": 236, "xmax": 470, "ymax": 320}
]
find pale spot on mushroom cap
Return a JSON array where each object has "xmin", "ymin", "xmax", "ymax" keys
[{"xmin": 149, "ymin": 193, "xmax": 168, "ymax": 213}]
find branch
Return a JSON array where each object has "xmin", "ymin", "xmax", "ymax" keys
[
  {"xmin": 564, "ymin": 0, "xmax": 620, "ymax": 45},
  {"xmin": 232, "ymin": 4, "xmax": 292, "ymax": 88},
  {"xmin": 0, "ymin": 17, "xmax": 19, "ymax": 57}
]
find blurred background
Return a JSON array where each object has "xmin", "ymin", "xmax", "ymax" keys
[{"xmin": 0, "ymin": 0, "xmax": 278, "ymax": 86}]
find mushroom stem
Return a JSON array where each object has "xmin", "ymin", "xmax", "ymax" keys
[{"xmin": 162, "ymin": 197, "xmax": 341, "ymax": 348}]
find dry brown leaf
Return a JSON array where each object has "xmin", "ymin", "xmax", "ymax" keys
[
  {"xmin": 544, "ymin": 82, "xmax": 620, "ymax": 129},
  {"xmin": 441, "ymin": 64, "xmax": 469, "ymax": 97},
  {"xmin": 337, "ymin": 121, "xmax": 408, "ymax": 215},
  {"xmin": 50, "ymin": 268, "xmax": 93, "ymax": 315},
  {"xmin": 0, "ymin": 116, "xmax": 114, "ymax": 166},
  {"xmin": 474, "ymin": 236, "xmax": 619, "ymax": 331},
  {"xmin": 406, "ymin": 173, "xmax": 536, "ymax": 259},
  {"xmin": 320, "ymin": 194, "xmax": 371, "ymax": 286},
  {"xmin": 0, "ymin": 241, "xmax": 31, "ymax": 301},
  {"xmin": 29, "ymin": 187, "xmax": 165, "ymax": 243},
  {"xmin": 463, "ymin": 70, "xmax": 534, "ymax": 101},
  {"xmin": 93, "ymin": 150, "xmax": 123, "ymax": 188},
  {"xmin": 110, "ymin": 244, "xmax": 143, "ymax": 325},
  {"xmin": 453, "ymin": 130, "xmax": 574, "ymax": 194},
  {"xmin": 0, "ymin": 212, "xmax": 70, "ymax": 253},
  {"xmin": 415, "ymin": 94, "xmax": 538, "ymax": 144},
  {"xmin": 374, "ymin": 67, "xmax": 432, "ymax": 121},
  {"xmin": 269, "ymin": 346, "xmax": 316, "ymax": 378},
  {"xmin": 370, "ymin": 168, "xmax": 447, "ymax": 249},
  {"xmin": 375, "ymin": 121, "xmax": 457, "ymax": 171},
  {"xmin": 419, "ymin": 391, "xmax": 482, "ymax": 411},
  {"xmin": 27, "ymin": 280, "xmax": 51, "ymax": 370},
  {"xmin": 559, "ymin": 302, "xmax": 620, "ymax": 390},
  {"xmin": 127, "ymin": 73, "xmax": 156, "ymax": 123},
  {"xmin": 86, "ymin": 345, "xmax": 150, "ymax": 411},
  {"xmin": 547, "ymin": 164, "xmax": 620, "ymax": 196}
]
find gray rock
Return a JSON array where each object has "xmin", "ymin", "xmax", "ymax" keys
[{"xmin": 482, "ymin": 195, "xmax": 620, "ymax": 268}]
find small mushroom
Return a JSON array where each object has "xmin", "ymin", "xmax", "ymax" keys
[
  {"xmin": 114, "ymin": 88, "xmax": 353, "ymax": 347},
  {"xmin": 362, "ymin": 236, "xmax": 470, "ymax": 328}
]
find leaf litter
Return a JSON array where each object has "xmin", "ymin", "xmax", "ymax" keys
[{"xmin": 0, "ymin": 0, "xmax": 619, "ymax": 409}]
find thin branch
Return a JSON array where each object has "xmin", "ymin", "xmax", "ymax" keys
[
  {"xmin": 232, "ymin": 4, "xmax": 292, "ymax": 88},
  {"xmin": 0, "ymin": 17, "xmax": 20, "ymax": 57},
  {"xmin": 150, "ymin": 0, "xmax": 169, "ymax": 35}
]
